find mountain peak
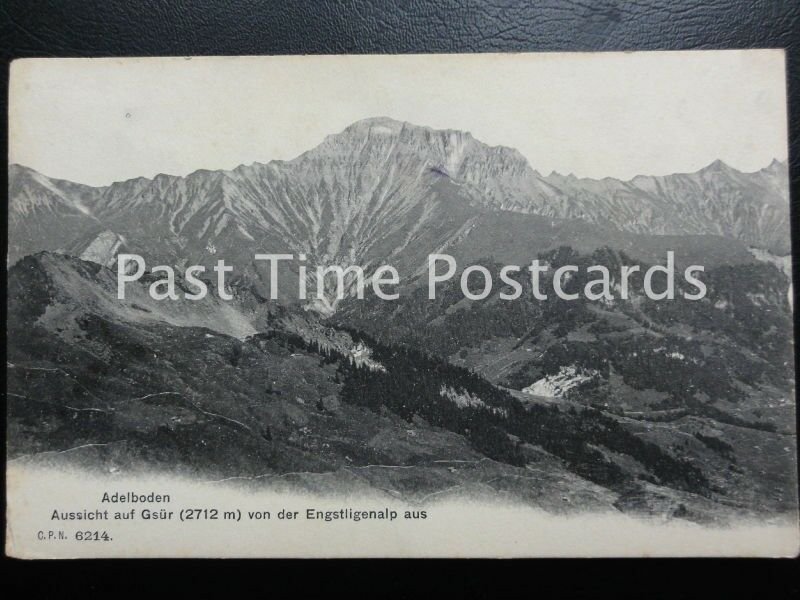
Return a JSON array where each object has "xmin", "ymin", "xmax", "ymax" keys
[
  {"xmin": 334, "ymin": 117, "xmax": 410, "ymax": 140},
  {"xmin": 9, "ymin": 163, "xmax": 36, "ymax": 176},
  {"xmin": 347, "ymin": 116, "xmax": 406, "ymax": 130},
  {"xmin": 702, "ymin": 159, "xmax": 735, "ymax": 173},
  {"xmin": 336, "ymin": 117, "xmax": 483, "ymax": 146},
  {"xmin": 763, "ymin": 158, "xmax": 787, "ymax": 172},
  {"xmin": 9, "ymin": 163, "xmax": 50, "ymax": 184}
]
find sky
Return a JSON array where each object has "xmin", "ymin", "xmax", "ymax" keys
[{"xmin": 9, "ymin": 50, "xmax": 789, "ymax": 187}]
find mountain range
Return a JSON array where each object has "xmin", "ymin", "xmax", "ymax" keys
[
  {"xmin": 8, "ymin": 118, "xmax": 790, "ymax": 305},
  {"xmin": 6, "ymin": 117, "xmax": 796, "ymax": 522}
]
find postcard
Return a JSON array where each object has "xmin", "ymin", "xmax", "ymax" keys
[{"xmin": 6, "ymin": 51, "xmax": 797, "ymax": 557}]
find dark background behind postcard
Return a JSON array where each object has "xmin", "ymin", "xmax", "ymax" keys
[{"xmin": 1, "ymin": 0, "xmax": 798, "ymax": 597}]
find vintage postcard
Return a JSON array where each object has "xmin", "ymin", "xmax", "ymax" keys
[{"xmin": 6, "ymin": 51, "xmax": 798, "ymax": 557}]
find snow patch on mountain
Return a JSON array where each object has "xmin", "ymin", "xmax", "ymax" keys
[{"xmin": 522, "ymin": 366, "xmax": 599, "ymax": 398}]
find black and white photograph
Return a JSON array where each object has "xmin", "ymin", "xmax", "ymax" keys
[{"xmin": 5, "ymin": 50, "xmax": 798, "ymax": 558}]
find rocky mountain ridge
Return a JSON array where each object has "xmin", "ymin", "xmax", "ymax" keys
[{"xmin": 9, "ymin": 118, "xmax": 790, "ymax": 281}]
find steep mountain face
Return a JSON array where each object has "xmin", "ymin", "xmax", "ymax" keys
[
  {"xmin": 8, "ymin": 118, "xmax": 789, "ymax": 289},
  {"xmin": 456, "ymin": 149, "xmax": 790, "ymax": 253}
]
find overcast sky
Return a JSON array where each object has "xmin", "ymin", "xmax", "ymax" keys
[{"xmin": 9, "ymin": 50, "xmax": 788, "ymax": 187}]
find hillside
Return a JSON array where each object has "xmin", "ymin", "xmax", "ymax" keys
[{"xmin": 7, "ymin": 253, "xmax": 796, "ymax": 520}]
